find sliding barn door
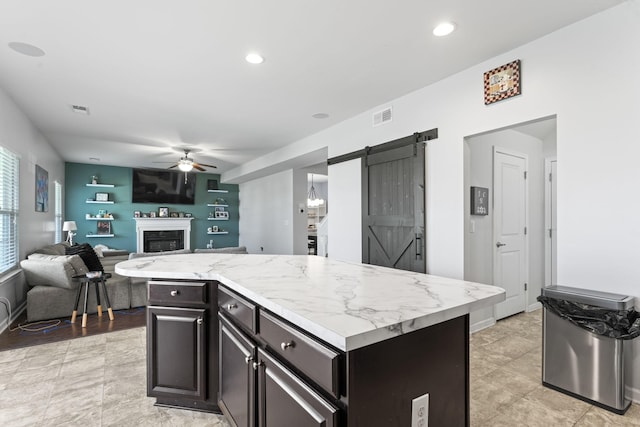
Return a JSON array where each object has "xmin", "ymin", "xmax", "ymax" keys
[{"xmin": 362, "ymin": 141, "xmax": 425, "ymax": 273}]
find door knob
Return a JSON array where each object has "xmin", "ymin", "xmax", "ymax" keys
[{"xmin": 496, "ymin": 242, "xmax": 507, "ymax": 248}]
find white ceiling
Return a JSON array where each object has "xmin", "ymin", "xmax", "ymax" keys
[{"xmin": 0, "ymin": 0, "xmax": 623, "ymax": 173}]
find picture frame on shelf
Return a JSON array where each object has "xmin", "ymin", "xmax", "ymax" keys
[
  {"xmin": 134, "ymin": 211, "xmax": 141, "ymax": 218},
  {"xmin": 212, "ymin": 225, "xmax": 218, "ymax": 232},
  {"xmin": 149, "ymin": 211, "xmax": 156, "ymax": 218},
  {"xmin": 170, "ymin": 212, "xmax": 179, "ymax": 218},
  {"xmin": 215, "ymin": 211, "xmax": 229, "ymax": 219},
  {"xmin": 158, "ymin": 207, "xmax": 169, "ymax": 217},
  {"xmin": 178, "ymin": 212, "xmax": 185, "ymax": 218},
  {"xmin": 96, "ymin": 220, "xmax": 111, "ymax": 235},
  {"xmin": 207, "ymin": 179, "xmax": 219, "ymax": 191},
  {"xmin": 184, "ymin": 213, "xmax": 192, "ymax": 218},
  {"xmin": 95, "ymin": 192, "xmax": 109, "ymax": 202},
  {"xmin": 214, "ymin": 206, "xmax": 225, "ymax": 213},
  {"xmin": 142, "ymin": 213, "xmax": 149, "ymax": 218}
]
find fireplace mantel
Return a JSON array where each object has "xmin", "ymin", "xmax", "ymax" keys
[{"xmin": 134, "ymin": 217, "xmax": 194, "ymax": 253}]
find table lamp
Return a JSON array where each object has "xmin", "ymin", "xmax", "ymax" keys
[{"xmin": 63, "ymin": 221, "xmax": 77, "ymax": 245}]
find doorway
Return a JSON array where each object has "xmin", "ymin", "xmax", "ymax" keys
[{"xmin": 464, "ymin": 116, "xmax": 557, "ymax": 321}]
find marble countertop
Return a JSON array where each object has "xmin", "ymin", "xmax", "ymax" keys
[{"xmin": 116, "ymin": 254, "xmax": 504, "ymax": 351}]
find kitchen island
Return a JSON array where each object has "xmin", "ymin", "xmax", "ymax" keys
[{"xmin": 116, "ymin": 254, "xmax": 504, "ymax": 426}]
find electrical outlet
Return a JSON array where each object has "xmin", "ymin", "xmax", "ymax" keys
[{"xmin": 411, "ymin": 393, "xmax": 429, "ymax": 427}]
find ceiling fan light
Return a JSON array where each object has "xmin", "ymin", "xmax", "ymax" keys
[{"xmin": 178, "ymin": 160, "xmax": 193, "ymax": 172}]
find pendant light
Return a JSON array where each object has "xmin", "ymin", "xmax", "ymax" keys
[{"xmin": 307, "ymin": 174, "xmax": 325, "ymax": 207}]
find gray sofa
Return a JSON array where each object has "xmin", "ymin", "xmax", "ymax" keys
[
  {"xmin": 20, "ymin": 243, "xmax": 147, "ymax": 322},
  {"xmin": 21, "ymin": 244, "xmax": 248, "ymax": 322}
]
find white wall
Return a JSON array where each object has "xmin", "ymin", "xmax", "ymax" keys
[
  {"xmin": 226, "ymin": 2, "xmax": 640, "ymax": 396},
  {"xmin": 239, "ymin": 169, "xmax": 296, "ymax": 254},
  {"xmin": 0, "ymin": 87, "xmax": 64, "ymax": 330},
  {"xmin": 328, "ymin": 160, "xmax": 361, "ymax": 262}
]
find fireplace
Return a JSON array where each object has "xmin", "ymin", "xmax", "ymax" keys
[
  {"xmin": 134, "ymin": 217, "xmax": 193, "ymax": 253},
  {"xmin": 144, "ymin": 230, "xmax": 184, "ymax": 252}
]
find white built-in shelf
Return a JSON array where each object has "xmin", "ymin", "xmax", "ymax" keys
[
  {"xmin": 86, "ymin": 183, "xmax": 115, "ymax": 188},
  {"xmin": 86, "ymin": 200, "xmax": 114, "ymax": 204},
  {"xmin": 207, "ymin": 231, "xmax": 229, "ymax": 235},
  {"xmin": 207, "ymin": 204, "xmax": 229, "ymax": 207},
  {"xmin": 86, "ymin": 217, "xmax": 114, "ymax": 221},
  {"xmin": 207, "ymin": 218, "xmax": 229, "ymax": 221},
  {"xmin": 86, "ymin": 234, "xmax": 115, "ymax": 238},
  {"xmin": 207, "ymin": 189, "xmax": 229, "ymax": 193}
]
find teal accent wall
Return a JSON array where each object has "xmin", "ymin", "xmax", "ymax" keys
[{"xmin": 65, "ymin": 163, "xmax": 239, "ymax": 252}]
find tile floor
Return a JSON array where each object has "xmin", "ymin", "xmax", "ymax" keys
[
  {"xmin": 0, "ymin": 309, "xmax": 638, "ymax": 426},
  {"xmin": 470, "ymin": 309, "xmax": 640, "ymax": 426}
]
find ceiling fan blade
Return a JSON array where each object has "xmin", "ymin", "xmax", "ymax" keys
[
  {"xmin": 168, "ymin": 164, "xmax": 179, "ymax": 169},
  {"xmin": 195, "ymin": 162, "xmax": 217, "ymax": 169},
  {"xmin": 192, "ymin": 164, "xmax": 206, "ymax": 171}
]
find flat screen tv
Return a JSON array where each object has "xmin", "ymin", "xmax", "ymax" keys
[{"xmin": 132, "ymin": 168, "xmax": 196, "ymax": 204}]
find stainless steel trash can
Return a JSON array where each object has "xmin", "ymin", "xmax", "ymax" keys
[{"xmin": 542, "ymin": 285, "xmax": 635, "ymax": 414}]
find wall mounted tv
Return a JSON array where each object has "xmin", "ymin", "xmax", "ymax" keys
[{"xmin": 132, "ymin": 168, "xmax": 196, "ymax": 204}]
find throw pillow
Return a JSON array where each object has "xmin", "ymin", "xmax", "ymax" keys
[{"xmin": 66, "ymin": 243, "xmax": 104, "ymax": 272}]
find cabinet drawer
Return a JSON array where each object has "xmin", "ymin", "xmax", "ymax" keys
[
  {"xmin": 259, "ymin": 311, "xmax": 342, "ymax": 398},
  {"xmin": 218, "ymin": 286, "xmax": 257, "ymax": 334},
  {"xmin": 148, "ymin": 281, "xmax": 208, "ymax": 306}
]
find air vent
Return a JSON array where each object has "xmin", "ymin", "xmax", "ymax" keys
[
  {"xmin": 373, "ymin": 107, "xmax": 392, "ymax": 127},
  {"xmin": 71, "ymin": 105, "xmax": 90, "ymax": 115}
]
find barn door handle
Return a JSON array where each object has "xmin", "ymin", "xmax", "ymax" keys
[
  {"xmin": 496, "ymin": 242, "xmax": 507, "ymax": 248},
  {"xmin": 415, "ymin": 233, "xmax": 423, "ymax": 259}
]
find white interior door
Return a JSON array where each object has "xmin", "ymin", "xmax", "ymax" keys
[
  {"xmin": 493, "ymin": 148, "xmax": 528, "ymax": 319},
  {"xmin": 545, "ymin": 158, "xmax": 558, "ymax": 286}
]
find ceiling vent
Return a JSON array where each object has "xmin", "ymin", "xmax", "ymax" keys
[
  {"xmin": 71, "ymin": 105, "xmax": 90, "ymax": 115},
  {"xmin": 373, "ymin": 106, "xmax": 392, "ymax": 127}
]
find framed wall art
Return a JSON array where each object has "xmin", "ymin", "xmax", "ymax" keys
[
  {"xmin": 158, "ymin": 207, "xmax": 169, "ymax": 217},
  {"xmin": 35, "ymin": 164, "xmax": 48, "ymax": 212},
  {"xmin": 483, "ymin": 60, "xmax": 521, "ymax": 105},
  {"xmin": 470, "ymin": 186, "xmax": 489, "ymax": 215}
]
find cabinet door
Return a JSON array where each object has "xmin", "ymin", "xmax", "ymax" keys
[
  {"xmin": 219, "ymin": 315, "xmax": 257, "ymax": 427},
  {"xmin": 147, "ymin": 306, "xmax": 206, "ymax": 400},
  {"xmin": 257, "ymin": 349, "xmax": 339, "ymax": 427}
]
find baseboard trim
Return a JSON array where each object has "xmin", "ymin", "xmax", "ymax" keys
[
  {"xmin": 470, "ymin": 317, "xmax": 496, "ymax": 334},
  {"xmin": 527, "ymin": 302, "xmax": 542, "ymax": 312},
  {"xmin": 627, "ymin": 385, "xmax": 640, "ymax": 404},
  {"xmin": 0, "ymin": 300, "xmax": 26, "ymax": 335}
]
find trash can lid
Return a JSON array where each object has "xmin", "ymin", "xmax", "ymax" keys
[{"xmin": 542, "ymin": 285, "xmax": 634, "ymax": 310}]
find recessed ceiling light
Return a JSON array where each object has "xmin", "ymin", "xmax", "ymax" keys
[
  {"xmin": 245, "ymin": 53, "xmax": 264, "ymax": 64},
  {"xmin": 312, "ymin": 113, "xmax": 329, "ymax": 119},
  {"xmin": 433, "ymin": 22, "xmax": 456, "ymax": 37},
  {"xmin": 8, "ymin": 42, "xmax": 45, "ymax": 57}
]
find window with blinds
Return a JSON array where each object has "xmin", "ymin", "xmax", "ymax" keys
[
  {"xmin": 0, "ymin": 146, "xmax": 19, "ymax": 275},
  {"xmin": 54, "ymin": 181, "xmax": 62, "ymax": 243}
]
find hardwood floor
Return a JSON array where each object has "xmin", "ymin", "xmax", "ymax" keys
[{"xmin": 0, "ymin": 307, "xmax": 146, "ymax": 352}]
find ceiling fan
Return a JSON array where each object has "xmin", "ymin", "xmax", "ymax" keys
[{"xmin": 168, "ymin": 149, "xmax": 217, "ymax": 172}]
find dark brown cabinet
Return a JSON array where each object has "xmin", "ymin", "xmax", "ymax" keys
[
  {"xmin": 147, "ymin": 306, "xmax": 206, "ymax": 400},
  {"xmin": 257, "ymin": 349, "xmax": 339, "ymax": 427},
  {"xmin": 147, "ymin": 280, "xmax": 220, "ymax": 413},
  {"xmin": 219, "ymin": 314, "xmax": 257, "ymax": 427},
  {"xmin": 218, "ymin": 285, "xmax": 341, "ymax": 427}
]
